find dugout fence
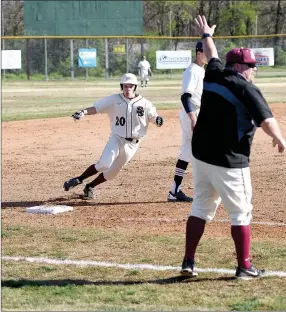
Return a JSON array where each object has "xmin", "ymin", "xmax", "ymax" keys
[{"xmin": 2, "ymin": 35, "xmax": 286, "ymax": 80}]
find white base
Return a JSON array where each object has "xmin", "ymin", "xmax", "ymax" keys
[{"xmin": 26, "ymin": 205, "xmax": 73, "ymax": 215}]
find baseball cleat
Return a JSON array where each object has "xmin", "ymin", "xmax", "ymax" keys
[
  {"xmin": 83, "ymin": 184, "xmax": 94, "ymax": 200},
  {"xmin": 64, "ymin": 178, "xmax": 82, "ymax": 191},
  {"xmin": 180, "ymin": 259, "xmax": 198, "ymax": 277},
  {"xmin": 235, "ymin": 265, "xmax": 265, "ymax": 280},
  {"xmin": 167, "ymin": 191, "xmax": 193, "ymax": 202}
]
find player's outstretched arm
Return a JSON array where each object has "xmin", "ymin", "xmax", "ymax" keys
[
  {"xmin": 195, "ymin": 15, "xmax": 218, "ymax": 61},
  {"xmin": 71, "ymin": 107, "xmax": 97, "ymax": 121}
]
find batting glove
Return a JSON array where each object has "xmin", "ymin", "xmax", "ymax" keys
[
  {"xmin": 155, "ymin": 116, "xmax": 163, "ymax": 127},
  {"xmin": 72, "ymin": 110, "xmax": 85, "ymax": 121}
]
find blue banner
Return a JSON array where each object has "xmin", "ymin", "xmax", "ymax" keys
[{"xmin": 78, "ymin": 48, "xmax": 97, "ymax": 68}]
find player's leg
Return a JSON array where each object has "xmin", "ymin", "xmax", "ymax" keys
[
  {"xmin": 63, "ymin": 164, "xmax": 98, "ymax": 192},
  {"xmin": 140, "ymin": 74, "xmax": 144, "ymax": 87},
  {"xmin": 168, "ymin": 111, "xmax": 192, "ymax": 202},
  {"xmin": 84, "ymin": 138, "xmax": 139, "ymax": 199},
  {"xmin": 144, "ymin": 72, "xmax": 149, "ymax": 87},
  {"xmin": 103, "ymin": 139, "xmax": 140, "ymax": 181},
  {"xmin": 63, "ymin": 135, "xmax": 120, "ymax": 192},
  {"xmin": 213, "ymin": 166, "xmax": 265, "ymax": 279},
  {"xmin": 78, "ymin": 135, "xmax": 120, "ymax": 199},
  {"xmin": 181, "ymin": 157, "xmax": 221, "ymax": 277}
]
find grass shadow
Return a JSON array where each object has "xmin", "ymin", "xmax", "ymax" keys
[{"xmin": 2, "ymin": 275, "xmax": 235, "ymax": 288}]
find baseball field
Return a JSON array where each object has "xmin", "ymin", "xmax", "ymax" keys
[{"xmin": 2, "ymin": 77, "xmax": 286, "ymax": 311}]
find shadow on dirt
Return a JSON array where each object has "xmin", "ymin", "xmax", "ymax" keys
[{"xmin": 1, "ymin": 197, "xmax": 169, "ymax": 208}]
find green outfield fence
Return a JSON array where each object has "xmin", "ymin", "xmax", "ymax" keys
[{"xmin": 1, "ymin": 34, "xmax": 286, "ymax": 80}]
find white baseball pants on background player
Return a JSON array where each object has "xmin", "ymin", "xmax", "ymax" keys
[
  {"xmin": 178, "ymin": 109, "xmax": 200, "ymax": 163},
  {"xmin": 140, "ymin": 71, "xmax": 149, "ymax": 82}
]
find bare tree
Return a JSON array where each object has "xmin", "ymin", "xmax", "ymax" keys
[{"xmin": 2, "ymin": 0, "xmax": 23, "ymax": 36}]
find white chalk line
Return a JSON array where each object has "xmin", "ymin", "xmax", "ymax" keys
[
  {"xmin": 2, "ymin": 256, "xmax": 286, "ymax": 277},
  {"xmin": 88, "ymin": 216, "xmax": 286, "ymax": 227}
]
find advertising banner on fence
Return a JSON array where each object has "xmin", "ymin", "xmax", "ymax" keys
[
  {"xmin": 156, "ymin": 50, "xmax": 192, "ymax": 69},
  {"xmin": 113, "ymin": 45, "xmax": 126, "ymax": 54},
  {"xmin": 78, "ymin": 48, "xmax": 97, "ymax": 67},
  {"xmin": 251, "ymin": 48, "xmax": 274, "ymax": 66},
  {"xmin": 2, "ymin": 50, "xmax": 22, "ymax": 69}
]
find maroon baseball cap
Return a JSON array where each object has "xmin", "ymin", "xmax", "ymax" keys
[{"xmin": 226, "ymin": 48, "xmax": 256, "ymax": 64}]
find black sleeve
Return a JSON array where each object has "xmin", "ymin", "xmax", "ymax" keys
[
  {"xmin": 243, "ymin": 84, "xmax": 273, "ymax": 127},
  {"xmin": 181, "ymin": 93, "xmax": 192, "ymax": 113}
]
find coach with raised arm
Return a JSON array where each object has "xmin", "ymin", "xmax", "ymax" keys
[{"xmin": 180, "ymin": 15, "xmax": 285, "ymax": 280}]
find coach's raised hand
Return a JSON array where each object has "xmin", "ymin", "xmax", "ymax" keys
[
  {"xmin": 194, "ymin": 15, "xmax": 216, "ymax": 37},
  {"xmin": 195, "ymin": 15, "xmax": 218, "ymax": 61}
]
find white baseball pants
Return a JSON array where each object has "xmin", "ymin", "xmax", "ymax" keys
[
  {"xmin": 178, "ymin": 109, "xmax": 195, "ymax": 163},
  {"xmin": 95, "ymin": 134, "xmax": 140, "ymax": 180},
  {"xmin": 140, "ymin": 71, "xmax": 149, "ymax": 82},
  {"xmin": 190, "ymin": 157, "xmax": 253, "ymax": 226}
]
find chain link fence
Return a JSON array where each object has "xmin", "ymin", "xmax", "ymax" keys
[{"xmin": 2, "ymin": 35, "xmax": 286, "ymax": 80}]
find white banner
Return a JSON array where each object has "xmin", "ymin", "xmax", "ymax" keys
[
  {"xmin": 1, "ymin": 50, "xmax": 22, "ymax": 69},
  {"xmin": 156, "ymin": 50, "xmax": 192, "ymax": 69},
  {"xmin": 251, "ymin": 48, "xmax": 274, "ymax": 66}
]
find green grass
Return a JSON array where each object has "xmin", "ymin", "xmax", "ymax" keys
[
  {"xmin": 2, "ymin": 273, "xmax": 285, "ymax": 311},
  {"xmin": 2, "ymin": 225, "xmax": 286, "ymax": 311},
  {"xmin": 2, "ymin": 78, "xmax": 286, "ymax": 121}
]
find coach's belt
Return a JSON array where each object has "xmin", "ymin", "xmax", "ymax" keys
[{"xmin": 125, "ymin": 138, "xmax": 139, "ymax": 143}]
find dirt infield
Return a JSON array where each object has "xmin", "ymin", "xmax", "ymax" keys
[{"xmin": 2, "ymin": 106, "xmax": 286, "ymax": 240}]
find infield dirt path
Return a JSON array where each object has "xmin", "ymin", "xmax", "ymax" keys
[{"xmin": 2, "ymin": 106, "xmax": 286, "ymax": 240}]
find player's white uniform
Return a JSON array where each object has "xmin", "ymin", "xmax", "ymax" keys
[
  {"xmin": 179, "ymin": 63, "xmax": 205, "ymax": 163},
  {"xmin": 93, "ymin": 93, "xmax": 158, "ymax": 180},
  {"xmin": 138, "ymin": 60, "xmax": 151, "ymax": 82}
]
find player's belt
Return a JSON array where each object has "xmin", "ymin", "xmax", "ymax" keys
[{"xmin": 125, "ymin": 138, "xmax": 139, "ymax": 143}]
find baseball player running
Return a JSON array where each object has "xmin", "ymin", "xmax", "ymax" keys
[
  {"xmin": 168, "ymin": 41, "xmax": 207, "ymax": 202},
  {"xmin": 138, "ymin": 56, "xmax": 152, "ymax": 88},
  {"xmin": 63, "ymin": 73, "xmax": 163, "ymax": 200}
]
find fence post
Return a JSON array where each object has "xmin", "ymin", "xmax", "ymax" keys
[
  {"xmin": 70, "ymin": 39, "xmax": 74, "ymax": 80},
  {"xmin": 85, "ymin": 38, "xmax": 88, "ymax": 80},
  {"xmin": 26, "ymin": 39, "xmax": 30, "ymax": 80},
  {"xmin": 105, "ymin": 38, "xmax": 109, "ymax": 80},
  {"xmin": 126, "ymin": 38, "xmax": 129, "ymax": 73},
  {"xmin": 44, "ymin": 38, "xmax": 48, "ymax": 81}
]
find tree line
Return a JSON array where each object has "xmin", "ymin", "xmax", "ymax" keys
[
  {"xmin": 2, "ymin": 1, "xmax": 285, "ymax": 78},
  {"xmin": 2, "ymin": 0, "xmax": 285, "ymax": 37}
]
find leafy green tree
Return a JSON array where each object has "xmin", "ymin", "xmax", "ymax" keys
[{"xmin": 218, "ymin": 1, "xmax": 258, "ymax": 36}]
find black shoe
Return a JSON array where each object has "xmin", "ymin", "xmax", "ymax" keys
[
  {"xmin": 235, "ymin": 265, "xmax": 265, "ymax": 280},
  {"xmin": 167, "ymin": 191, "xmax": 193, "ymax": 202},
  {"xmin": 180, "ymin": 259, "xmax": 198, "ymax": 277},
  {"xmin": 83, "ymin": 184, "xmax": 94, "ymax": 200},
  {"xmin": 64, "ymin": 178, "xmax": 82, "ymax": 191}
]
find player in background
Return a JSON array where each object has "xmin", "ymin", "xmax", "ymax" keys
[
  {"xmin": 63, "ymin": 73, "xmax": 163, "ymax": 200},
  {"xmin": 138, "ymin": 55, "xmax": 152, "ymax": 88},
  {"xmin": 168, "ymin": 41, "xmax": 208, "ymax": 202}
]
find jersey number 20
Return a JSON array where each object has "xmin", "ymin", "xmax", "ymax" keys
[{"xmin": 115, "ymin": 116, "xmax": 126, "ymax": 126}]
